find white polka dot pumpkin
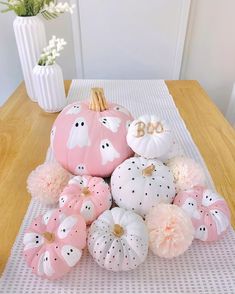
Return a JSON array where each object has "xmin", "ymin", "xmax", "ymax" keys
[
  {"xmin": 88, "ymin": 207, "xmax": 149, "ymax": 271},
  {"xmin": 23, "ymin": 209, "xmax": 86, "ymax": 280},
  {"xmin": 51, "ymin": 88, "xmax": 133, "ymax": 177},
  {"xmin": 111, "ymin": 157, "xmax": 176, "ymax": 218},
  {"xmin": 59, "ymin": 175, "xmax": 112, "ymax": 224}
]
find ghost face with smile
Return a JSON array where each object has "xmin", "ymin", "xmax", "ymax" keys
[{"xmin": 100, "ymin": 139, "xmax": 120, "ymax": 165}]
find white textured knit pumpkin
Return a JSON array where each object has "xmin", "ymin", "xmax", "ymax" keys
[
  {"xmin": 111, "ymin": 157, "xmax": 176, "ymax": 218},
  {"xmin": 126, "ymin": 114, "xmax": 173, "ymax": 159},
  {"xmin": 88, "ymin": 207, "xmax": 149, "ymax": 271}
]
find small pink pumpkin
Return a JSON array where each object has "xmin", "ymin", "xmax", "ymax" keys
[
  {"xmin": 51, "ymin": 88, "xmax": 134, "ymax": 177},
  {"xmin": 173, "ymin": 186, "xmax": 230, "ymax": 242},
  {"xmin": 23, "ymin": 209, "xmax": 86, "ymax": 280},
  {"xmin": 59, "ymin": 175, "xmax": 112, "ymax": 224}
]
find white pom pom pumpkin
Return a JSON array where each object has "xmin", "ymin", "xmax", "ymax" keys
[
  {"xmin": 158, "ymin": 139, "xmax": 184, "ymax": 162},
  {"xmin": 167, "ymin": 156, "xmax": 206, "ymax": 192},
  {"xmin": 126, "ymin": 114, "xmax": 173, "ymax": 159},
  {"xmin": 111, "ymin": 157, "xmax": 176, "ymax": 218},
  {"xmin": 88, "ymin": 207, "xmax": 149, "ymax": 271}
]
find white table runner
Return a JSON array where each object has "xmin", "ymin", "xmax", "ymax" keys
[{"xmin": 1, "ymin": 80, "xmax": 235, "ymax": 294}]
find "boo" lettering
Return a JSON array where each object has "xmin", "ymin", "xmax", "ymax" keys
[{"xmin": 135, "ymin": 121, "xmax": 164, "ymax": 137}]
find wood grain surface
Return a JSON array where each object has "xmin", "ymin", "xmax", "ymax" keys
[{"xmin": 0, "ymin": 80, "xmax": 234, "ymax": 275}]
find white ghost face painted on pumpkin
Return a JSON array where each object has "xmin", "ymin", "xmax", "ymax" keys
[
  {"xmin": 100, "ymin": 139, "xmax": 120, "ymax": 165},
  {"xmin": 38, "ymin": 251, "xmax": 55, "ymax": 277},
  {"xmin": 195, "ymin": 225, "xmax": 208, "ymax": 241},
  {"xmin": 181, "ymin": 197, "xmax": 200, "ymax": 219},
  {"xmin": 61, "ymin": 245, "xmax": 82, "ymax": 267},
  {"xmin": 66, "ymin": 104, "xmax": 81, "ymax": 115},
  {"xmin": 210, "ymin": 209, "xmax": 229, "ymax": 235},
  {"xmin": 23, "ymin": 233, "xmax": 44, "ymax": 251},
  {"xmin": 99, "ymin": 117, "xmax": 121, "ymax": 133},
  {"xmin": 50, "ymin": 126, "xmax": 56, "ymax": 150},
  {"xmin": 113, "ymin": 105, "xmax": 130, "ymax": 116},
  {"xmin": 67, "ymin": 117, "xmax": 90, "ymax": 149},
  {"xmin": 75, "ymin": 164, "xmax": 87, "ymax": 175},
  {"xmin": 57, "ymin": 215, "xmax": 78, "ymax": 239},
  {"xmin": 126, "ymin": 120, "xmax": 132, "ymax": 130},
  {"xmin": 42, "ymin": 209, "xmax": 56, "ymax": 225},
  {"xmin": 69, "ymin": 175, "xmax": 88, "ymax": 187},
  {"xmin": 80, "ymin": 200, "xmax": 95, "ymax": 222},
  {"xmin": 202, "ymin": 190, "xmax": 220, "ymax": 206},
  {"xmin": 59, "ymin": 195, "xmax": 68, "ymax": 208}
]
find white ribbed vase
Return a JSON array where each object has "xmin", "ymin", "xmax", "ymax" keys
[
  {"xmin": 33, "ymin": 63, "xmax": 67, "ymax": 113},
  {"xmin": 13, "ymin": 16, "xmax": 46, "ymax": 102}
]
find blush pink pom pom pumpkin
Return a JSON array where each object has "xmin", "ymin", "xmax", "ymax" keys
[
  {"xmin": 23, "ymin": 209, "xmax": 86, "ymax": 280},
  {"xmin": 173, "ymin": 186, "xmax": 231, "ymax": 242},
  {"xmin": 59, "ymin": 175, "xmax": 112, "ymax": 224},
  {"xmin": 146, "ymin": 203, "xmax": 194, "ymax": 258},
  {"xmin": 51, "ymin": 88, "xmax": 134, "ymax": 177}
]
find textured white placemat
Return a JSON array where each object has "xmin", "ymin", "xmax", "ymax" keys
[{"xmin": 1, "ymin": 80, "xmax": 235, "ymax": 294}]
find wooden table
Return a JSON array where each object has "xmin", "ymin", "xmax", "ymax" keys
[{"xmin": 1, "ymin": 80, "xmax": 235, "ymax": 275}]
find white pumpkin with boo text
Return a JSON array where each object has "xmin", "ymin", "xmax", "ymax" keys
[
  {"xmin": 111, "ymin": 157, "xmax": 176, "ymax": 218},
  {"xmin": 126, "ymin": 114, "xmax": 173, "ymax": 159},
  {"xmin": 88, "ymin": 207, "xmax": 149, "ymax": 271}
]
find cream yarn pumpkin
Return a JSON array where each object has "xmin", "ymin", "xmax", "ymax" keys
[
  {"xmin": 111, "ymin": 157, "xmax": 176, "ymax": 218},
  {"xmin": 88, "ymin": 207, "xmax": 149, "ymax": 271},
  {"xmin": 126, "ymin": 114, "xmax": 173, "ymax": 159}
]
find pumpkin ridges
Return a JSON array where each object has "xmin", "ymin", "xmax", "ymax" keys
[{"xmin": 88, "ymin": 208, "xmax": 149, "ymax": 271}]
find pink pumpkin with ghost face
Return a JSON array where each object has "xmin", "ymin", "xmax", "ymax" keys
[
  {"xmin": 23, "ymin": 209, "xmax": 86, "ymax": 280},
  {"xmin": 51, "ymin": 88, "xmax": 134, "ymax": 177},
  {"xmin": 59, "ymin": 175, "xmax": 112, "ymax": 224},
  {"xmin": 173, "ymin": 186, "xmax": 231, "ymax": 242}
]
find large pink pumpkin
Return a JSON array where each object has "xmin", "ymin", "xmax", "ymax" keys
[
  {"xmin": 59, "ymin": 175, "xmax": 112, "ymax": 224},
  {"xmin": 51, "ymin": 88, "xmax": 134, "ymax": 177},
  {"xmin": 173, "ymin": 186, "xmax": 230, "ymax": 242},
  {"xmin": 23, "ymin": 209, "xmax": 86, "ymax": 280}
]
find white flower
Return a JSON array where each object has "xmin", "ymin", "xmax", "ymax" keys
[
  {"xmin": 42, "ymin": 1, "xmax": 75, "ymax": 15},
  {"xmin": 9, "ymin": 0, "xmax": 22, "ymax": 7},
  {"xmin": 38, "ymin": 36, "xmax": 67, "ymax": 66}
]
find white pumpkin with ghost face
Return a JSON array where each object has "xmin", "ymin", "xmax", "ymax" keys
[
  {"xmin": 111, "ymin": 157, "xmax": 176, "ymax": 218},
  {"xmin": 126, "ymin": 114, "xmax": 173, "ymax": 159},
  {"xmin": 88, "ymin": 207, "xmax": 149, "ymax": 271}
]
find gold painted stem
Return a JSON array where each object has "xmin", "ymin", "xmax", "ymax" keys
[
  {"xmin": 142, "ymin": 164, "xmax": 155, "ymax": 176},
  {"xmin": 89, "ymin": 88, "xmax": 108, "ymax": 111}
]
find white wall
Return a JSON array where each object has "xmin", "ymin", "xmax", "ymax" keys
[
  {"xmin": 1, "ymin": 0, "xmax": 235, "ymax": 121},
  {"xmin": 75, "ymin": 0, "xmax": 190, "ymax": 80},
  {"xmin": 44, "ymin": 13, "xmax": 76, "ymax": 79},
  {"xmin": 0, "ymin": 10, "xmax": 76, "ymax": 106},
  {"xmin": 0, "ymin": 13, "xmax": 22, "ymax": 106},
  {"xmin": 181, "ymin": 0, "xmax": 235, "ymax": 114}
]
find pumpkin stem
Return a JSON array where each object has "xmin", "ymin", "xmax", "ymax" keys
[
  {"xmin": 81, "ymin": 187, "xmax": 90, "ymax": 197},
  {"xmin": 89, "ymin": 88, "xmax": 109, "ymax": 111},
  {"xmin": 113, "ymin": 224, "xmax": 124, "ymax": 237},
  {"xmin": 43, "ymin": 232, "xmax": 55, "ymax": 243},
  {"xmin": 142, "ymin": 164, "xmax": 155, "ymax": 176}
]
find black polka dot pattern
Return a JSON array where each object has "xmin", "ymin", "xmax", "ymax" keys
[
  {"xmin": 87, "ymin": 208, "xmax": 148, "ymax": 272},
  {"xmin": 111, "ymin": 157, "xmax": 176, "ymax": 217}
]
